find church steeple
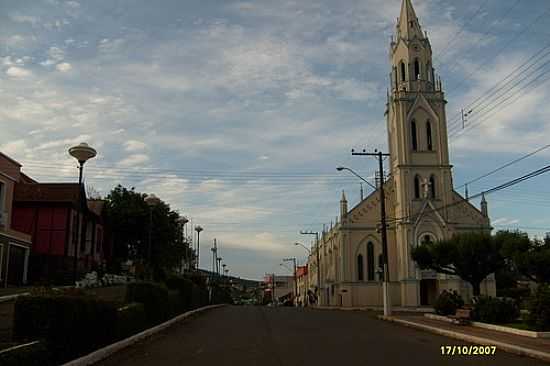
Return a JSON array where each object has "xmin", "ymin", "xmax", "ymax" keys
[{"xmin": 397, "ymin": 0, "xmax": 424, "ymax": 41}]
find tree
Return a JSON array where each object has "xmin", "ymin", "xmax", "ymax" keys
[
  {"xmin": 411, "ymin": 231, "xmax": 504, "ymax": 296},
  {"xmin": 104, "ymin": 185, "xmax": 191, "ymax": 278},
  {"xmin": 500, "ymin": 230, "xmax": 550, "ymax": 284}
]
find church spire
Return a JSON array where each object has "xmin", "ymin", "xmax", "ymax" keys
[
  {"xmin": 340, "ymin": 190, "xmax": 348, "ymax": 221},
  {"xmin": 397, "ymin": 0, "xmax": 424, "ymax": 40}
]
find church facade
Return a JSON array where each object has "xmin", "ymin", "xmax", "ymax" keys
[{"xmin": 307, "ymin": 0, "xmax": 495, "ymax": 308}]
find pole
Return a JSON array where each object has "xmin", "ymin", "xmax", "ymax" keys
[
  {"xmin": 272, "ymin": 273, "xmax": 276, "ymax": 304},
  {"xmin": 378, "ymin": 151, "xmax": 391, "ymax": 316},
  {"xmin": 148, "ymin": 208, "xmax": 153, "ymax": 266},
  {"xmin": 352, "ymin": 149, "xmax": 392, "ymax": 316},
  {"xmin": 196, "ymin": 230, "xmax": 201, "ymax": 270},
  {"xmin": 73, "ymin": 161, "xmax": 84, "ymax": 283},
  {"xmin": 293, "ymin": 258, "xmax": 297, "ymax": 306}
]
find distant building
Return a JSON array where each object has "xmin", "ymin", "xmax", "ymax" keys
[
  {"xmin": 263, "ymin": 274, "xmax": 295, "ymax": 303},
  {"xmin": 307, "ymin": 0, "xmax": 494, "ymax": 308},
  {"xmin": 296, "ymin": 265, "xmax": 308, "ymax": 305},
  {"xmin": 0, "ymin": 152, "xmax": 32, "ymax": 287}
]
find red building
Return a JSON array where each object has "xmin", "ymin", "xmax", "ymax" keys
[{"xmin": 12, "ymin": 181, "xmax": 109, "ymax": 284}]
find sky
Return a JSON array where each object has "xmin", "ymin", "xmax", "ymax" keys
[{"xmin": 1, "ymin": 0, "xmax": 550, "ymax": 280}]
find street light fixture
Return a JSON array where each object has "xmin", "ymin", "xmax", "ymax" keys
[
  {"xmin": 68, "ymin": 142, "xmax": 97, "ymax": 283},
  {"xmin": 336, "ymin": 166, "xmax": 377, "ymax": 190},
  {"xmin": 195, "ymin": 225, "xmax": 203, "ymax": 270},
  {"xmin": 294, "ymin": 242, "xmax": 311, "ymax": 254},
  {"xmin": 145, "ymin": 194, "xmax": 161, "ymax": 275}
]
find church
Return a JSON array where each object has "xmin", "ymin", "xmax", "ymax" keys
[{"xmin": 307, "ymin": 0, "xmax": 495, "ymax": 308}]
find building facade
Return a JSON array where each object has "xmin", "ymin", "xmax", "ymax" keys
[
  {"xmin": 0, "ymin": 152, "xmax": 32, "ymax": 287},
  {"xmin": 12, "ymin": 182, "xmax": 109, "ymax": 284},
  {"xmin": 308, "ymin": 0, "xmax": 495, "ymax": 308}
]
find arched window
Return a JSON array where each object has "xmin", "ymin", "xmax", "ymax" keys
[
  {"xmin": 400, "ymin": 61, "xmax": 406, "ymax": 82},
  {"xmin": 430, "ymin": 175, "xmax": 436, "ymax": 199},
  {"xmin": 357, "ymin": 254, "xmax": 364, "ymax": 281},
  {"xmin": 414, "ymin": 59, "xmax": 420, "ymax": 80},
  {"xmin": 367, "ymin": 242, "xmax": 375, "ymax": 281},
  {"xmin": 414, "ymin": 175, "xmax": 421, "ymax": 199},
  {"xmin": 411, "ymin": 120, "xmax": 418, "ymax": 151},
  {"xmin": 426, "ymin": 121, "xmax": 433, "ymax": 151}
]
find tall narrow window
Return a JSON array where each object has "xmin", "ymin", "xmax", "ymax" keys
[
  {"xmin": 430, "ymin": 175, "xmax": 436, "ymax": 199},
  {"xmin": 411, "ymin": 120, "xmax": 418, "ymax": 151},
  {"xmin": 414, "ymin": 175, "xmax": 421, "ymax": 199},
  {"xmin": 357, "ymin": 254, "xmax": 364, "ymax": 281},
  {"xmin": 367, "ymin": 242, "xmax": 375, "ymax": 281},
  {"xmin": 414, "ymin": 59, "xmax": 420, "ymax": 80},
  {"xmin": 400, "ymin": 61, "xmax": 406, "ymax": 82},
  {"xmin": 426, "ymin": 121, "xmax": 433, "ymax": 151}
]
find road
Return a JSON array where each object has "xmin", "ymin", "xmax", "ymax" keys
[{"xmin": 99, "ymin": 306, "xmax": 542, "ymax": 366}]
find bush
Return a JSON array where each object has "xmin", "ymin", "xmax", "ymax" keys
[
  {"xmin": 434, "ymin": 290, "xmax": 464, "ymax": 316},
  {"xmin": 115, "ymin": 303, "xmax": 147, "ymax": 340},
  {"xmin": 0, "ymin": 341, "xmax": 50, "ymax": 366},
  {"xmin": 211, "ymin": 285, "xmax": 233, "ymax": 305},
  {"xmin": 496, "ymin": 287, "xmax": 531, "ymax": 304},
  {"xmin": 126, "ymin": 282, "xmax": 170, "ymax": 325},
  {"xmin": 165, "ymin": 276, "xmax": 194, "ymax": 310},
  {"xmin": 526, "ymin": 285, "xmax": 550, "ymax": 331},
  {"xmin": 13, "ymin": 294, "xmax": 117, "ymax": 364},
  {"xmin": 471, "ymin": 296, "xmax": 520, "ymax": 324}
]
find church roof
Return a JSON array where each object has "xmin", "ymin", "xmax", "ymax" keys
[{"xmin": 397, "ymin": 0, "xmax": 424, "ymax": 40}]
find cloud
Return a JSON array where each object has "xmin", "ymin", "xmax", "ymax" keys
[
  {"xmin": 56, "ymin": 62, "xmax": 72, "ymax": 72},
  {"xmin": 124, "ymin": 140, "xmax": 147, "ymax": 152},
  {"xmin": 5, "ymin": 66, "xmax": 32, "ymax": 78},
  {"xmin": 117, "ymin": 154, "xmax": 150, "ymax": 167}
]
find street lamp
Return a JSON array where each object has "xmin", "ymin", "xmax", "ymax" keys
[
  {"xmin": 195, "ymin": 225, "xmax": 203, "ymax": 270},
  {"xmin": 145, "ymin": 194, "xmax": 161, "ymax": 276},
  {"xmin": 294, "ymin": 242, "xmax": 311, "ymax": 254},
  {"xmin": 336, "ymin": 166, "xmax": 377, "ymax": 190},
  {"xmin": 337, "ymin": 162, "xmax": 391, "ymax": 316},
  {"xmin": 68, "ymin": 142, "xmax": 97, "ymax": 283},
  {"xmin": 283, "ymin": 257, "xmax": 298, "ymax": 305},
  {"xmin": 178, "ymin": 216, "xmax": 189, "ymax": 273}
]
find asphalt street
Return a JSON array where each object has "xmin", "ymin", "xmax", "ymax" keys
[{"xmin": 98, "ymin": 306, "xmax": 543, "ymax": 366}]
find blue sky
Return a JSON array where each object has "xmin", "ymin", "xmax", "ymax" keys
[{"xmin": 1, "ymin": 0, "xmax": 550, "ymax": 280}]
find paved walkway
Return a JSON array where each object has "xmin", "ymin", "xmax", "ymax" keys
[
  {"xmin": 389, "ymin": 314, "xmax": 550, "ymax": 362},
  {"xmin": 97, "ymin": 306, "xmax": 544, "ymax": 366}
]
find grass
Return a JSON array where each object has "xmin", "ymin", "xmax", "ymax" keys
[{"xmin": 0, "ymin": 287, "xmax": 32, "ymax": 298}]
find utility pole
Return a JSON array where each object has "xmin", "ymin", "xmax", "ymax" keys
[
  {"xmin": 300, "ymin": 231, "xmax": 321, "ymax": 305},
  {"xmin": 211, "ymin": 239, "xmax": 217, "ymax": 279},
  {"xmin": 352, "ymin": 148, "xmax": 392, "ymax": 316}
]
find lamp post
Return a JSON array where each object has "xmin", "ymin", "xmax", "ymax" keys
[
  {"xmin": 178, "ymin": 216, "xmax": 189, "ymax": 273},
  {"xmin": 68, "ymin": 142, "xmax": 97, "ymax": 283},
  {"xmin": 337, "ymin": 157, "xmax": 392, "ymax": 317},
  {"xmin": 300, "ymin": 231, "xmax": 321, "ymax": 305},
  {"xmin": 145, "ymin": 194, "xmax": 160, "ymax": 277},
  {"xmin": 283, "ymin": 257, "xmax": 298, "ymax": 305},
  {"xmin": 195, "ymin": 225, "xmax": 203, "ymax": 270}
]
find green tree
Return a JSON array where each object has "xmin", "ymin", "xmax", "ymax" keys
[
  {"xmin": 411, "ymin": 231, "xmax": 504, "ymax": 296},
  {"xmin": 500, "ymin": 230, "xmax": 550, "ymax": 284},
  {"xmin": 104, "ymin": 185, "xmax": 192, "ymax": 278}
]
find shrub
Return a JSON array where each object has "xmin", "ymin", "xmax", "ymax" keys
[
  {"xmin": 0, "ymin": 341, "xmax": 50, "ymax": 366},
  {"xmin": 13, "ymin": 294, "xmax": 117, "ymax": 364},
  {"xmin": 526, "ymin": 285, "xmax": 550, "ymax": 331},
  {"xmin": 433, "ymin": 290, "xmax": 464, "ymax": 316},
  {"xmin": 471, "ymin": 296, "xmax": 520, "ymax": 324},
  {"xmin": 211, "ymin": 285, "xmax": 233, "ymax": 305},
  {"xmin": 126, "ymin": 282, "xmax": 170, "ymax": 325},
  {"xmin": 115, "ymin": 303, "xmax": 147, "ymax": 340},
  {"xmin": 496, "ymin": 287, "xmax": 531, "ymax": 304},
  {"xmin": 165, "ymin": 276, "xmax": 194, "ymax": 310}
]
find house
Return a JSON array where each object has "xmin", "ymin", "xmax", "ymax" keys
[
  {"xmin": 0, "ymin": 152, "xmax": 32, "ymax": 287},
  {"xmin": 12, "ymin": 181, "xmax": 109, "ymax": 285},
  {"xmin": 307, "ymin": 0, "xmax": 495, "ymax": 308},
  {"xmin": 296, "ymin": 265, "xmax": 308, "ymax": 305}
]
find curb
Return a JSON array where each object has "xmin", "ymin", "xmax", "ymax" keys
[
  {"xmin": 63, "ymin": 304, "xmax": 225, "ymax": 366},
  {"xmin": 378, "ymin": 315, "xmax": 550, "ymax": 363}
]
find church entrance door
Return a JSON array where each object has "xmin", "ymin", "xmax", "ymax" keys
[{"xmin": 420, "ymin": 279, "xmax": 437, "ymax": 306}]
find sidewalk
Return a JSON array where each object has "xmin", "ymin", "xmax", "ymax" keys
[{"xmin": 381, "ymin": 314, "xmax": 550, "ymax": 362}]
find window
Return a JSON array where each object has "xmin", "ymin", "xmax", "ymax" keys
[
  {"xmin": 357, "ymin": 254, "xmax": 364, "ymax": 281},
  {"xmin": 414, "ymin": 175, "xmax": 421, "ymax": 199},
  {"xmin": 0, "ymin": 181, "xmax": 4, "ymax": 211},
  {"xmin": 426, "ymin": 121, "xmax": 433, "ymax": 151},
  {"xmin": 367, "ymin": 242, "xmax": 375, "ymax": 281},
  {"xmin": 430, "ymin": 175, "xmax": 436, "ymax": 199},
  {"xmin": 411, "ymin": 120, "xmax": 418, "ymax": 151},
  {"xmin": 414, "ymin": 59, "xmax": 420, "ymax": 80},
  {"xmin": 400, "ymin": 61, "xmax": 406, "ymax": 82}
]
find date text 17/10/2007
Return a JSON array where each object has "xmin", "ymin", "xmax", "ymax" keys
[{"xmin": 441, "ymin": 345, "xmax": 496, "ymax": 356}]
